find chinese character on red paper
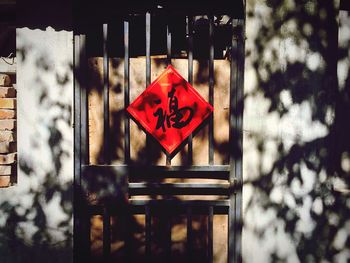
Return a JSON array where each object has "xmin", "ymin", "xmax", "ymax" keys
[{"xmin": 127, "ymin": 65, "xmax": 213, "ymax": 155}]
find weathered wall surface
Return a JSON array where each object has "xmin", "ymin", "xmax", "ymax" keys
[
  {"xmin": 0, "ymin": 0, "xmax": 348, "ymax": 262},
  {"xmin": 242, "ymin": 0, "xmax": 349, "ymax": 262},
  {"xmin": 0, "ymin": 27, "xmax": 73, "ymax": 262}
]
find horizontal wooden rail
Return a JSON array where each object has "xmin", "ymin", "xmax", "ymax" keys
[
  {"xmin": 82, "ymin": 164, "xmax": 230, "ymax": 180},
  {"xmin": 88, "ymin": 200, "xmax": 230, "ymax": 215},
  {"xmin": 129, "ymin": 182, "xmax": 232, "ymax": 196}
]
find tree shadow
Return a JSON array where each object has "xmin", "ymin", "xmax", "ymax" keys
[
  {"xmin": 0, "ymin": 28, "xmax": 73, "ymax": 263},
  {"xmin": 0, "ymin": 1, "xmax": 238, "ymax": 263},
  {"xmin": 2, "ymin": 1, "xmax": 348, "ymax": 263},
  {"xmin": 79, "ymin": 13, "xmax": 234, "ymax": 263},
  {"xmin": 243, "ymin": 0, "xmax": 349, "ymax": 262}
]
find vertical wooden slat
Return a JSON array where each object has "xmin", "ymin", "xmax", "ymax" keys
[
  {"xmin": 124, "ymin": 18, "xmax": 132, "ymax": 262},
  {"xmin": 103, "ymin": 23, "xmax": 110, "ymax": 164},
  {"xmin": 124, "ymin": 19, "xmax": 130, "ymax": 163},
  {"xmin": 166, "ymin": 15, "xmax": 172, "ymax": 166},
  {"xmin": 228, "ymin": 18, "xmax": 245, "ymax": 263},
  {"xmin": 166, "ymin": 21, "xmax": 172, "ymax": 66},
  {"xmin": 228, "ymin": 18, "xmax": 237, "ymax": 263},
  {"xmin": 79, "ymin": 34, "xmax": 91, "ymax": 260},
  {"xmin": 73, "ymin": 33, "xmax": 81, "ymax": 180},
  {"xmin": 86, "ymin": 213, "xmax": 92, "ymax": 260},
  {"xmin": 234, "ymin": 18, "xmax": 245, "ymax": 263},
  {"xmin": 165, "ymin": 215, "xmax": 172, "ymax": 261},
  {"xmin": 145, "ymin": 12, "xmax": 152, "ymax": 163},
  {"xmin": 82, "ymin": 210, "xmax": 91, "ymax": 262},
  {"xmin": 166, "ymin": 153, "xmax": 172, "ymax": 166},
  {"xmin": 186, "ymin": 16, "xmax": 193, "ymax": 165},
  {"xmin": 103, "ymin": 207, "xmax": 111, "ymax": 261},
  {"xmin": 80, "ymin": 34, "xmax": 88, "ymax": 165},
  {"xmin": 186, "ymin": 206, "xmax": 193, "ymax": 262},
  {"xmin": 208, "ymin": 206, "xmax": 213, "ymax": 263},
  {"xmin": 187, "ymin": 17, "xmax": 194, "ymax": 85},
  {"xmin": 124, "ymin": 213, "xmax": 132, "ymax": 262},
  {"xmin": 145, "ymin": 205, "xmax": 152, "ymax": 261},
  {"xmin": 73, "ymin": 34, "xmax": 82, "ymax": 263},
  {"xmin": 208, "ymin": 16, "xmax": 214, "ymax": 165},
  {"xmin": 146, "ymin": 13, "xmax": 151, "ymax": 87}
]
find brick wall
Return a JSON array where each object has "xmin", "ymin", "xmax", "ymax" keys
[{"xmin": 0, "ymin": 73, "xmax": 16, "ymax": 187}]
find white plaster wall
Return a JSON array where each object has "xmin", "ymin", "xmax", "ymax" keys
[
  {"xmin": 0, "ymin": 27, "xmax": 73, "ymax": 262},
  {"xmin": 242, "ymin": 1, "xmax": 349, "ymax": 263},
  {"xmin": 242, "ymin": 5, "xmax": 304, "ymax": 259}
]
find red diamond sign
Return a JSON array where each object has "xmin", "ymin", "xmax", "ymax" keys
[{"xmin": 127, "ymin": 65, "xmax": 213, "ymax": 155}]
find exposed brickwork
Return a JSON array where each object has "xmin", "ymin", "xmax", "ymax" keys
[
  {"xmin": 0, "ymin": 73, "xmax": 16, "ymax": 188},
  {"xmin": 0, "ymin": 165, "xmax": 12, "ymax": 175},
  {"xmin": 0, "ymin": 87, "xmax": 16, "ymax": 98},
  {"xmin": 0, "ymin": 74, "xmax": 11, "ymax": 86},
  {"xmin": 0, "ymin": 175, "xmax": 11, "ymax": 188},
  {"xmin": 0, "ymin": 153, "xmax": 16, "ymax": 164},
  {"xmin": 0, "ymin": 109, "xmax": 15, "ymax": 119},
  {"xmin": 0, "ymin": 142, "xmax": 16, "ymax": 153},
  {"xmin": 0, "ymin": 119, "xmax": 16, "ymax": 130},
  {"xmin": 0, "ymin": 98, "xmax": 16, "ymax": 109},
  {"xmin": 0, "ymin": 131, "xmax": 15, "ymax": 142}
]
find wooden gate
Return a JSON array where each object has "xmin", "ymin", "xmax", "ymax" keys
[{"xmin": 74, "ymin": 2, "xmax": 245, "ymax": 262}]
